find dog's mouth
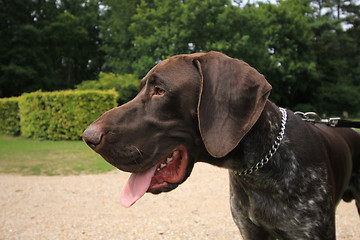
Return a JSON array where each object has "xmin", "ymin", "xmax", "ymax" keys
[{"xmin": 120, "ymin": 145, "xmax": 189, "ymax": 208}]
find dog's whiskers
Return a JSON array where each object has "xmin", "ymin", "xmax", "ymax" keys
[
  {"xmin": 134, "ymin": 146, "xmax": 143, "ymax": 158},
  {"xmin": 132, "ymin": 146, "xmax": 143, "ymax": 167}
]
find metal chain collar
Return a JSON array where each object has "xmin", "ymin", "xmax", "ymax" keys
[{"xmin": 233, "ymin": 107, "xmax": 287, "ymax": 176}]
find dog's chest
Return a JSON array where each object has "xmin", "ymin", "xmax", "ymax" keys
[{"xmin": 228, "ymin": 151, "xmax": 334, "ymax": 239}]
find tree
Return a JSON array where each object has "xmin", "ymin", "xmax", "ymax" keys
[
  {"xmin": 42, "ymin": 0, "xmax": 105, "ymax": 90},
  {"xmin": 128, "ymin": 0, "xmax": 231, "ymax": 77},
  {"xmin": 111, "ymin": 0, "xmax": 320, "ymax": 112},
  {"xmin": 76, "ymin": 72, "xmax": 140, "ymax": 105},
  {"xmin": 43, "ymin": 12, "xmax": 89, "ymax": 88},
  {"xmin": 0, "ymin": 0, "xmax": 43, "ymax": 97},
  {"xmin": 311, "ymin": 0, "xmax": 360, "ymax": 115},
  {"xmin": 0, "ymin": 0, "xmax": 104, "ymax": 97},
  {"xmin": 257, "ymin": 1, "xmax": 318, "ymax": 110},
  {"xmin": 0, "ymin": 24, "xmax": 48, "ymax": 96},
  {"xmin": 100, "ymin": 0, "xmax": 139, "ymax": 74},
  {"xmin": 1, "ymin": 0, "xmax": 359, "ymax": 115}
]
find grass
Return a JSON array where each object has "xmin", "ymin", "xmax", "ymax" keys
[
  {"xmin": 0, "ymin": 120, "xmax": 359, "ymax": 176},
  {"xmin": 0, "ymin": 135, "xmax": 115, "ymax": 176}
]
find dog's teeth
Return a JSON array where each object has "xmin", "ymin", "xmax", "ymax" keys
[
  {"xmin": 167, "ymin": 157, "xmax": 173, "ymax": 163},
  {"xmin": 172, "ymin": 150, "xmax": 179, "ymax": 157},
  {"xmin": 160, "ymin": 163, "xmax": 166, "ymax": 168},
  {"xmin": 157, "ymin": 168, "xmax": 160, "ymax": 171}
]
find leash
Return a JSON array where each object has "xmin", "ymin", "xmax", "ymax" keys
[
  {"xmin": 233, "ymin": 108, "xmax": 360, "ymax": 177},
  {"xmin": 233, "ymin": 107, "xmax": 287, "ymax": 176},
  {"xmin": 294, "ymin": 111, "xmax": 360, "ymax": 128}
]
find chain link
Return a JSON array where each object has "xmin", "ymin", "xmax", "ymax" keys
[{"xmin": 233, "ymin": 107, "xmax": 287, "ymax": 176}]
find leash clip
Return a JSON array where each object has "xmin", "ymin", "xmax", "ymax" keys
[
  {"xmin": 294, "ymin": 111, "xmax": 342, "ymax": 128},
  {"xmin": 294, "ymin": 111, "xmax": 321, "ymax": 124},
  {"xmin": 327, "ymin": 117, "xmax": 341, "ymax": 127}
]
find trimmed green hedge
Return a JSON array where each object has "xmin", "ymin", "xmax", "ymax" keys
[
  {"xmin": 18, "ymin": 90, "xmax": 118, "ymax": 140},
  {"xmin": 76, "ymin": 72, "xmax": 140, "ymax": 105},
  {"xmin": 0, "ymin": 97, "xmax": 21, "ymax": 136}
]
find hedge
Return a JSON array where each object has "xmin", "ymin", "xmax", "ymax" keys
[
  {"xmin": 18, "ymin": 90, "xmax": 118, "ymax": 140},
  {"xmin": 76, "ymin": 72, "xmax": 140, "ymax": 105},
  {"xmin": 0, "ymin": 97, "xmax": 21, "ymax": 136}
]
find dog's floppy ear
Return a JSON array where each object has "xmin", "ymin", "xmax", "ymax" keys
[{"xmin": 193, "ymin": 51, "xmax": 272, "ymax": 158}]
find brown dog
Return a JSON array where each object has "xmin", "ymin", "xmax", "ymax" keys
[{"xmin": 83, "ymin": 51, "xmax": 360, "ymax": 239}]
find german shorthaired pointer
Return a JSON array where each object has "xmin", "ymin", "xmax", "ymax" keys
[{"xmin": 83, "ymin": 51, "xmax": 360, "ymax": 239}]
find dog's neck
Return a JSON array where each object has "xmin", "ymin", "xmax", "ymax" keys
[{"xmin": 199, "ymin": 101, "xmax": 284, "ymax": 173}]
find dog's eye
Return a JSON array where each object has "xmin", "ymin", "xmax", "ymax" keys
[{"xmin": 153, "ymin": 87, "xmax": 166, "ymax": 96}]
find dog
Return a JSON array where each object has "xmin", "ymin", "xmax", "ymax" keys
[{"xmin": 83, "ymin": 51, "xmax": 360, "ymax": 239}]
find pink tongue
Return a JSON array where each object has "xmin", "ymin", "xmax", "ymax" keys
[{"xmin": 120, "ymin": 165, "xmax": 157, "ymax": 208}]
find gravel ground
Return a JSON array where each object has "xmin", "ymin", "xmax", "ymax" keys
[{"xmin": 1, "ymin": 163, "xmax": 359, "ymax": 240}]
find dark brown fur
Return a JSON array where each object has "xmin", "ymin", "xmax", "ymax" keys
[{"xmin": 83, "ymin": 51, "xmax": 360, "ymax": 239}]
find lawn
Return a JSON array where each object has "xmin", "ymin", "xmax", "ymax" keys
[
  {"xmin": 0, "ymin": 122, "xmax": 359, "ymax": 176},
  {"xmin": 0, "ymin": 135, "xmax": 115, "ymax": 176}
]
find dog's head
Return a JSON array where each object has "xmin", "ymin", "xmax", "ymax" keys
[{"xmin": 83, "ymin": 51, "xmax": 271, "ymax": 207}]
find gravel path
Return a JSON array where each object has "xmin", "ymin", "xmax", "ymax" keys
[{"xmin": 1, "ymin": 163, "xmax": 359, "ymax": 239}]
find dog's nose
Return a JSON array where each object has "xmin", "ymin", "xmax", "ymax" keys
[{"xmin": 82, "ymin": 125, "xmax": 103, "ymax": 150}]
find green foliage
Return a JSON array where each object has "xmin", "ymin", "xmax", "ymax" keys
[
  {"xmin": 128, "ymin": 0, "xmax": 231, "ymax": 77},
  {"xmin": 76, "ymin": 72, "xmax": 140, "ymax": 105},
  {"xmin": 1, "ymin": 0, "xmax": 360, "ymax": 116},
  {"xmin": 310, "ymin": 1, "xmax": 360, "ymax": 115},
  {"xmin": 256, "ymin": 1, "xmax": 318, "ymax": 110},
  {"xmin": 0, "ymin": 0, "xmax": 104, "ymax": 97},
  {"xmin": 101, "ymin": 0, "xmax": 140, "ymax": 74},
  {"xmin": 123, "ymin": 0, "xmax": 321, "ymax": 111},
  {"xmin": 317, "ymin": 83, "xmax": 360, "ymax": 116},
  {"xmin": 107, "ymin": 0, "xmax": 359, "ymax": 116},
  {"xmin": 0, "ymin": 97, "xmax": 21, "ymax": 136},
  {"xmin": 18, "ymin": 90, "xmax": 117, "ymax": 141}
]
